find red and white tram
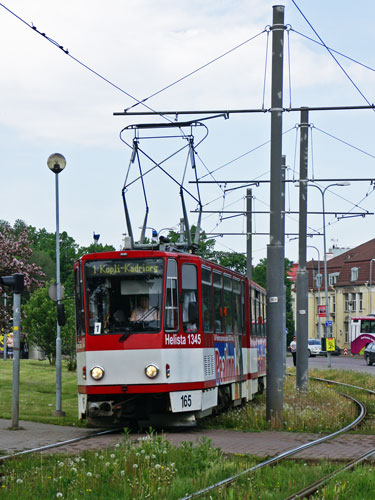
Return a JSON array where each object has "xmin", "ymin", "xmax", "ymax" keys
[
  {"xmin": 350, "ymin": 316, "xmax": 375, "ymax": 355},
  {"xmin": 74, "ymin": 247, "xmax": 266, "ymax": 427}
]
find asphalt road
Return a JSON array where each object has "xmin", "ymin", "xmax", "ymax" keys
[{"xmin": 286, "ymin": 352, "xmax": 375, "ymax": 374}]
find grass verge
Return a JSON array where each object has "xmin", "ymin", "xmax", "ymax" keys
[{"xmin": 0, "ymin": 360, "xmax": 81, "ymax": 426}]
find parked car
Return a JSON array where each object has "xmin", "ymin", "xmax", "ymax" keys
[
  {"xmin": 308, "ymin": 338, "xmax": 321, "ymax": 357},
  {"xmin": 364, "ymin": 342, "xmax": 375, "ymax": 366}
]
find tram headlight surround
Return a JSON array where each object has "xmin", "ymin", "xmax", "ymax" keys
[
  {"xmin": 90, "ymin": 366, "xmax": 105, "ymax": 380},
  {"xmin": 145, "ymin": 364, "xmax": 159, "ymax": 379}
]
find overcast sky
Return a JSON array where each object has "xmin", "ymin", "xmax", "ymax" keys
[{"xmin": 1, "ymin": 0, "xmax": 375, "ymax": 264}]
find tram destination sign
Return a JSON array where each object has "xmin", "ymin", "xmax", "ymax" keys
[{"xmin": 85, "ymin": 259, "xmax": 163, "ymax": 277}]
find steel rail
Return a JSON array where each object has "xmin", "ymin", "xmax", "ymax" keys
[
  {"xmin": 311, "ymin": 375, "xmax": 375, "ymax": 396},
  {"xmin": 0, "ymin": 428, "xmax": 123, "ymax": 462},
  {"xmin": 285, "ymin": 448, "xmax": 375, "ymax": 499},
  {"xmin": 180, "ymin": 386, "xmax": 367, "ymax": 499},
  {"xmin": 282, "ymin": 376, "xmax": 375, "ymax": 499}
]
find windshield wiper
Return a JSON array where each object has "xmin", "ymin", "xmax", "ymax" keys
[{"xmin": 119, "ymin": 326, "xmax": 134, "ymax": 343}]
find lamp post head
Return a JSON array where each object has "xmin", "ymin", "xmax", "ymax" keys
[{"xmin": 47, "ymin": 153, "xmax": 66, "ymax": 174}]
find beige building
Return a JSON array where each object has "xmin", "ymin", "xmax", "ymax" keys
[{"xmin": 306, "ymin": 239, "xmax": 375, "ymax": 350}]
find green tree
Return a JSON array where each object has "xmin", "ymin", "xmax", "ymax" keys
[
  {"xmin": 253, "ymin": 257, "xmax": 295, "ymax": 346},
  {"xmin": 0, "ymin": 222, "xmax": 44, "ymax": 332},
  {"xmin": 77, "ymin": 242, "xmax": 116, "ymax": 258},
  {"xmin": 211, "ymin": 250, "xmax": 247, "ymax": 274},
  {"xmin": 22, "ymin": 281, "xmax": 75, "ymax": 366},
  {"xmin": 28, "ymin": 227, "xmax": 79, "ymax": 291},
  {"xmin": 167, "ymin": 225, "xmax": 216, "ymax": 260}
]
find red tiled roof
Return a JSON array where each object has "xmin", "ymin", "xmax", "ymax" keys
[{"xmin": 306, "ymin": 238, "xmax": 375, "ymax": 290}]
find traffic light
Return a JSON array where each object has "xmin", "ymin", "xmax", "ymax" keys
[
  {"xmin": 0, "ymin": 274, "xmax": 24, "ymax": 294},
  {"xmin": 57, "ymin": 303, "xmax": 66, "ymax": 327}
]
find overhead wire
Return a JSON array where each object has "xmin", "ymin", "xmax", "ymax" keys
[
  {"xmin": 0, "ymin": 2, "xmax": 180, "ymax": 126},
  {"xmin": 125, "ymin": 29, "xmax": 267, "ymax": 112},
  {"xmin": 198, "ymin": 125, "xmax": 297, "ymax": 181},
  {"xmin": 261, "ymin": 29, "xmax": 270, "ymax": 110},
  {"xmin": 291, "ymin": 0, "xmax": 374, "ymax": 110},
  {"xmin": 286, "ymin": 26, "xmax": 293, "ymax": 109},
  {"xmin": 291, "ymin": 28, "xmax": 375, "ymax": 74},
  {"xmin": 312, "ymin": 126, "xmax": 375, "ymax": 160}
]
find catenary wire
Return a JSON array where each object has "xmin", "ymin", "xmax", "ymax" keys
[
  {"xmin": 291, "ymin": 28, "xmax": 375, "ymax": 74},
  {"xmin": 0, "ymin": 2, "xmax": 178, "ymax": 125},
  {"xmin": 198, "ymin": 125, "xmax": 297, "ymax": 181},
  {"xmin": 287, "ymin": 27, "xmax": 292, "ymax": 109},
  {"xmin": 125, "ymin": 29, "xmax": 267, "ymax": 112},
  {"xmin": 312, "ymin": 126, "xmax": 375, "ymax": 160},
  {"xmin": 261, "ymin": 29, "xmax": 270, "ymax": 110},
  {"xmin": 291, "ymin": 0, "xmax": 374, "ymax": 110}
]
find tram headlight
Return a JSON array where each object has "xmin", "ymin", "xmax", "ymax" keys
[
  {"xmin": 90, "ymin": 366, "xmax": 105, "ymax": 380},
  {"xmin": 145, "ymin": 364, "xmax": 159, "ymax": 379}
]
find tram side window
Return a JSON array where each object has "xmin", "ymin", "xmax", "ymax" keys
[
  {"xmin": 233, "ymin": 279, "xmax": 242, "ymax": 334},
  {"xmin": 261, "ymin": 294, "xmax": 266, "ymax": 336},
  {"xmin": 362, "ymin": 320, "xmax": 375, "ymax": 334},
  {"xmin": 213, "ymin": 272, "xmax": 224, "ymax": 333},
  {"xmin": 241, "ymin": 281, "xmax": 245, "ymax": 334},
  {"xmin": 181, "ymin": 264, "xmax": 199, "ymax": 333},
  {"xmin": 165, "ymin": 259, "xmax": 179, "ymax": 332},
  {"xmin": 202, "ymin": 267, "xmax": 213, "ymax": 333},
  {"xmin": 224, "ymin": 276, "xmax": 233, "ymax": 334},
  {"xmin": 74, "ymin": 266, "xmax": 85, "ymax": 337},
  {"xmin": 250, "ymin": 289, "xmax": 254, "ymax": 337}
]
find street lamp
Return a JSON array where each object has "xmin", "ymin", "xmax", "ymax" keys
[
  {"xmin": 47, "ymin": 153, "xmax": 66, "ymax": 417},
  {"xmin": 307, "ymin": 245, "xmax": 322, "ymax": 340},
  {"xmin": 309, "ymin": 182, "xmax": 350, "ymax": 367}
]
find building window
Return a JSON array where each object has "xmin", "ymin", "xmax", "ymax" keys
[
  {"xmin": 350, "ymin": 267, "xmax": 359, "ymax": 282},
  {"xmin": 315, "ymin": 273, "xmax": 322, "ymax": 288},
  {"xmin": 344, "ymin": 293, "xmax": 356, "ymax": 312},
  {"xmin": 328, "ymin": 273, "xmax": 339, "ymax": 286},
  {"xmin": 344, "ymin": 321, "xmax": 349, "ymax": 343},
  {"xmin": 352, "ymin": 293, "xmax": 357, "ymax": 312},
  {"xmin": 344, "ymin": 293, "xmax": 349, "ymax": 312},
  {"xmin": 331, "ymin": 294, "xmax": 336, "ymax": 314},
  {"xmin": 358, "ymin": 292, "xmax": 363, "ymax": 311}
]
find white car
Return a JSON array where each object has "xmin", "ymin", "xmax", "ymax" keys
[{"xmin": 308, "ymin": 338, "xmax": 321, "ymax": 357}]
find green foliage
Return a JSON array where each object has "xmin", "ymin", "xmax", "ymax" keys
[
  {"xmin": 167, "ymin": 225, "xmax": 216, "ymax": 259},
  {"xmin": 76, "ymin": 242, "xmax": 116, "ymax": 258},
  {"xmin": 0, "ymin": 221, "xmax": 44, "ymax": 332},
  {"xmin": 22, "ymin": 281, "xmax": 75, "ymax": 365},
  {"xmin": 0, "ymin": 360, "xmax": 80, "ymax": 425},
  {"xmin": 211, "ymin": 250, "xmax": 247, "ymax": 274},
  {"xmin": 252, "ymin": 257, "xmax": 295, "ymax": 343},
  {"xmin": 252, "ymin": 258, "xmax": 267, "ymax": 287}
]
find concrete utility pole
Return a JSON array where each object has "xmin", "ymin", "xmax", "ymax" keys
[
  {"xmin": 246, "ymin": 188, "xmax": 253, "ymax": 280},
  {"xmin": 296, "ymin": 108, "xmax": 309, "ymax": 392},
  {"xmin": 266, "ymin": 4, "xmax": 285, "ymax": 426}
]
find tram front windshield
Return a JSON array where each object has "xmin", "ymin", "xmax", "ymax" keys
[{"xmin": 85, "ymin": 259, "xmax": 164, "ymax": 334}]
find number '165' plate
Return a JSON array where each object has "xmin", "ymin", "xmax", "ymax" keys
[{"xmin": 170, "ymin": 390, "xmax": 202, "ymax": 413}]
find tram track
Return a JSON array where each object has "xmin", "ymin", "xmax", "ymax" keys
[
  {"xmin": 181, "ymin": 376, "xmax": 375, "ymax": 500},
  {"xmin": 1, "ymin": 377, "xmax": 374, "ymax": 498},
  {"xmin": 0, "ymin": 428, "xmax": 123, "ymax": 462}
]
